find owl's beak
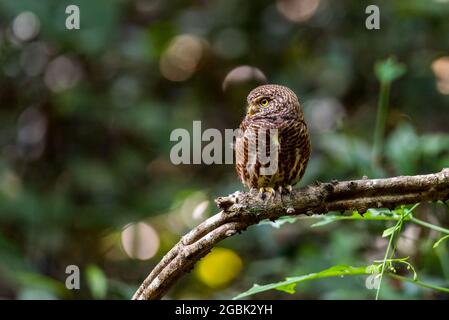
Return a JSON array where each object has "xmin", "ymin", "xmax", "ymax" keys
[{"xmin": 247, "ymin": 103, "xmax": 257, "ymax": 116}]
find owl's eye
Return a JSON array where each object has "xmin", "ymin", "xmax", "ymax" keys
[{"xmin": 260, "ymin": 98, "xmax": 269, "ymax": 107}]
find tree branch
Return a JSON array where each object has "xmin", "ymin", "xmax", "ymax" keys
[{"xmin": 132, "ymin": 168, "xmax": 449, "ymax": 300}]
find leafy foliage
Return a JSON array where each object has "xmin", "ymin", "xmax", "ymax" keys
[
  {"xmin": 237, "ymin": 204, "xmax": 449, "ymax": 299},
  {"xmin": 234, "ymin": 265, "xmax": 371, "ymax": 299}
]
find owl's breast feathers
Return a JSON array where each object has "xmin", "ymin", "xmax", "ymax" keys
[{"xmin": 235, "ymin": 114, "xmax": 311, "ymax": 189}]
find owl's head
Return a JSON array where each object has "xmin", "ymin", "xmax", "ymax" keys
[{"xmin": 246, "ymin": 84, "xmax": 303, "ymax": 119}]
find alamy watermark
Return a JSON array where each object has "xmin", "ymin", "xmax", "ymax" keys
[
  {"xmin": 170, "ymin": 121, "xmax": 279, "ymax": 175},
  {"xmin": 365, "ymin": 5, "xmax": 380, "ymax": 30},
  {"xmin": 65, "ymin": 5, "xmax": 80, "ymax": 30},
  {"xmin": 61, "ymin": 4, "xmax": 379, "ymax": 31},
  {"xmin": 65, "ymin": 264, "xmax": 80, "ymax": 290}
]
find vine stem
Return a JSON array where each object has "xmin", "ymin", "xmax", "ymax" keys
[
  {"xmin": 388, "ymin": 273, "xmax": 449, "ymax": 294},
  {"xmin": 411, "ymin": 216, "xmax": 449, "ymax": 234},
  {"xmin": 376, "ymin": 220, "xmax": 398, "ymax": 300},
  {"xmin": 372, "ymin": 81, "xmax": 390, "ymax": 168}
]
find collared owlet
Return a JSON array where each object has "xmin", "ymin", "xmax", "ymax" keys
[{"xmin": 235, "ymin": 84, "xmax": 311, "ymax": 195}]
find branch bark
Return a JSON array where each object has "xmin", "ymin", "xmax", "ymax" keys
[{"xmin": 132, "ymin": 168, "xmax": 449, "ymax": 300}]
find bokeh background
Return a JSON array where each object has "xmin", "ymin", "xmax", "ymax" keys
[{"xmin": 1, "ymin": 0, "xmax": 449, "ymax": 299}]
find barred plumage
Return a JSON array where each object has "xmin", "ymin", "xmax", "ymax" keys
[{"xmin": 235, "ymin": 84, "xmax": 311, "ymax": 191}]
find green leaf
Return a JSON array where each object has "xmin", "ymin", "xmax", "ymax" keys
[
  {"xmin": 16, "ymin": 272, "xmax": 68, "ymax": 298},
  {"xmin": 18, "ymin": 288, "xmax": 58, "ymax": 300},
  {"xmin": 420, "ymin": 134, "xmax": 449, "ymax": 157},
  {"xmin": 260, "ymin": 216, "xmax": 299, "ymax": 228},
  {"xmin": 275, "ymin": 282, "xmax": 298, "ymax": 294},
  {"xmin": 310, "ymin": 212, "xmax": 360, "ymax": 227},
  {"xmin": 310, "ymin": 210, "xmax": 396, "ymax": 228},
  {"xmin": 310, "ymin": 216, "xmax": 340, "ymax": 227},
  {"xmin": 375, "ymin": 57, "xmax": 406, "ymax": 83},
  {"xmin": 385, "ymin": 124, "xmax": 420, "ymax": 175},
  {"xmin": 233, "ymin": 265, "xmax": 371, "ymax": 300},
  {"xmin": 433, "ymin": 235, "xmax": 449, "ymax": 249},
  {"xmin": 86, "ymin": 264, "xmax": 108, "ymax": 299},
  {"xmin": 382, "ymin": 225, "xmax": 399, "ymax": 238}
]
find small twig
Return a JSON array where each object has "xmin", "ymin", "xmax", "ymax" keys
[{"xmin": 133, "ymin": 168, "xmax": 449, "ymax": 300}]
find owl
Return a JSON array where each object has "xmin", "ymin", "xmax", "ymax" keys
[{"xmin": 235, "ymin": 84, "xmax": 311, "ymax": 196}]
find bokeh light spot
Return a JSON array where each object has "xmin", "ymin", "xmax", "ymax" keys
[
  {"xmin": 276, "ymin": 0, "xmax": 320, "ymax": 23},
  {"xmin": 121, "ymin": 222, "xmax": 160, "ymax": 260},
  {"xmin": 160, "ymin": 34, "xmax": 205, "ymax": 82},
  {"xmin": 179, "ymin": 192, "xmax": 209, "ymax": 227},
  {"xmin": 192, "ymin": 200, "xmax": 209, "ymax": 220},
  {"xmin": 17, "ymin": 106, "xmax": 47, "ymax": 160},
  {"xmin": 0, "ymin": 170, "xmax": 21, "ymax": 199},
  {"xmin": 12, "ymin": 11, "xmax": 40, "ymax": 42},
  {"xmin": 431, "ymin": 56, "xmax": 449, "ymax": 95},
  {"xmin": 222, "ymin": 65, "xmax": 267, "ymax": 91},
  {"xmin": 306, "ymin": 97, "xmax": 346, "ymax": 133},
  {"xmin": 44, "ymin": 56, "xmax": 82, "ymax": 92},
  {"xmin": 196, "ymin": 247, "xmax": 243, "ymax": 288}
]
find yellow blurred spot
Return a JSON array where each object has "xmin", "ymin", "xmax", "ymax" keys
[{"xmin": 196, "ymin": 247, "xmax": 243, "ymax": 288}]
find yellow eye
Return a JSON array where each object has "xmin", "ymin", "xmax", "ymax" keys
[{"xmin": 260, "ymin": 98, "xmax": 269, "ymax": 107}]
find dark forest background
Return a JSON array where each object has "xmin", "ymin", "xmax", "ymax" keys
[{"xmin": 1, "ymin": 0, "xmax": 449, "ymax": 299}]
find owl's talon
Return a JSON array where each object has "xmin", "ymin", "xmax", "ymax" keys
[
  {"xmin": 267, "ymin": 187, "xmax": 276, "ymax": 200},
  {"xmin": 258, "ymin": 188, "xmax": 265, "ymax": 200},
  {"xmin": 280, "ymin": 185, "xmax": 294, "ymax": 212},
  {"xmin": 280, "ymin": 185, "xmax": 293, "ymax": 194},
  {"xmin": 258, "ymin": 187, "xmax": 276, "ymax": 201},
  {"xmin": 277, "ymin": 186, "xmax": 283, "ymax": 195}
]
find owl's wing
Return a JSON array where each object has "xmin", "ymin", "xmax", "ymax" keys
[{"xmin": 277, "ymin": 118, "xmax": 311, "ymax": 185}]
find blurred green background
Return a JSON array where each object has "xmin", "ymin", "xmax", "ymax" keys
[{"xmin": 0, "ymin": 0, "xmax": 449, "ymax": 299}]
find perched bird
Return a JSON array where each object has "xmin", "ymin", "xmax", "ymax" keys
[{"xmin": 235, "ymin": 84, "xmax": 311, "ymax": 196}]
